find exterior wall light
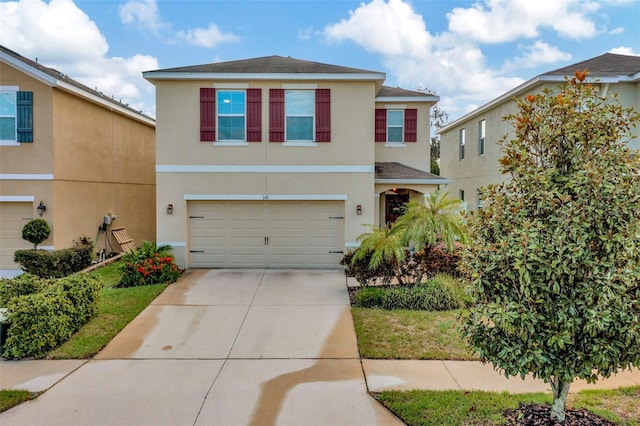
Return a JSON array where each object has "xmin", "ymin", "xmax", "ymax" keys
[
  {"xmin": 356, "ymin": 204, "xmax": 362, "ymax": 215},
  {"xmin": 36, "ymin": 201, "xmax": 47, "ymax": 217},
  {"xmin": 167, "ymin": 204, "xmax": 174, "ymax": 214}
]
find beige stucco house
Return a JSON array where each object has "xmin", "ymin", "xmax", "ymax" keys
[
  {"xmin": 439, "ymin": 53, "xmax": 640, "ymax": 211},
  {"xmin": 144, "ymin": 56, "xmax": 449, "ymax": 269},
  {"xmin": 0, "ymin": 45, "xmax": 156, "ymax": 277}
]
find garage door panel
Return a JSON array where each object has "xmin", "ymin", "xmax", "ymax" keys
[
  {"xmin": 189, "ymin": 201, "xmax": 343, "ymax": 268},
  {"xmin": 0, "ymin": 202, "xmax": 34, "ymax": 269}
]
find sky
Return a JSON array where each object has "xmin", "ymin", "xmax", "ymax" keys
[{"xmin": 1, "ymin": 0, "xmax": 638, "ymax": 120}]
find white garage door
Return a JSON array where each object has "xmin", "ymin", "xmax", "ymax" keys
[
  {"xmin": 0, "ymin": 202, "xmax": 34, "ymax": 270},
  {"xmin": 189, "ymin": 201, "xmax": 344, "ymax": 268}
]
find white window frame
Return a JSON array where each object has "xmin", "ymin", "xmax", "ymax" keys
[
  {"xmin": 285, "ymin": 90, "xmax": 315, "ymax": 144},
  {"xmin": 0, "ymin": 86, "xmax": 19, "ymax": 146},
  {"xmin": 216, "ymin": 90, "xmax": 246, "ymax": 143},
  {"xmin": 386, "ymin": 110, "xmax": 404, "ymax": 145},
  {"xmin": 478, "ymin": 119, "xmax": 486, "ymax": 156},
  {"xmin": 459, "ymin": 128, "xmax": 466, "ymax": 160}
]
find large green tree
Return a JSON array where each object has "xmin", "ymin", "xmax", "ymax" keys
[{"xmin": 461, "ymin": 71, "xmax": 640, "ymax": 423}]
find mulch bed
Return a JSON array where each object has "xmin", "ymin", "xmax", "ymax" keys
[{"xmin": 504, "ymin": 403, "xmax": 615, "ymax": 425}]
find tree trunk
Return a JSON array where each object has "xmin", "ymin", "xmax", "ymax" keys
[{"xmin": 550, "ymin": 378, "xmax": 571, "ymax": 423}]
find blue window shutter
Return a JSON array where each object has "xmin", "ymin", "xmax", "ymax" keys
[{"xmin": 17, "ymin": 91, "xmax": 33, "ymax": 143}]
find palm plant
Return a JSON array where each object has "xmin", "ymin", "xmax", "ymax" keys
[
  {"xmin": 393, "ymin": 190, "xmax": 468, "ymax": 252},
  {"xmin": 351, "ymin": 224, "xmax": 407, "ymax": 283}
]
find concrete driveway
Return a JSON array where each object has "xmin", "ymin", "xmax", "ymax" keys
[{"xmin": 0, "ymin": 269, "xmax": 402, "ymax": 426}]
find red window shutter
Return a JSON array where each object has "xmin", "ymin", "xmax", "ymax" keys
[
  {"xmin": 404, "ymin": 108, "xmax": 417, "ymax": 142},
  {"xmin": 375, "ymin": 109, "xmax": 386, "ymax": 142},
  {"xmin": 246, "ymin": 88, "xmax": 262, "ymax": 142},
  {"xmin": 315, "ymin": 89, "xmax": 331, "ymax": 142},
  {"xmin": 269, "ymin": 89, "xmax": 284, "ymax": 142},
  {"xmin": 200, "ymin": 88, "xmax": 216, "ymax": 142}
]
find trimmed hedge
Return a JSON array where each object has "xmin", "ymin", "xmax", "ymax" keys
[
  {"xmin": 1, "ymin": 274, "xmax": 103, "ymax": 359},
  {"xmin": 0, "ymin": 274, "xmax": 54, "ymax": 306},
  {"xmin": 14, "ymin": 244, "xmax": 93, "ymax": 278},
  {"xmin": 354, "ymin": 274, "xmax": 470, "ymax": 311}
]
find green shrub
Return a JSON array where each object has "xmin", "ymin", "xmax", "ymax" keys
[
  {"xmin": 118, "ymin": 242, "xmax": 181, "ymax": 287},
  {"xmin": 354, "ymin": 275, "xmax": 467, "ymax": 311},
  {"xmin": 341, "ymin": 250, "xmax": 395, "ymax": 286},
  {"xmin": 21, "ymin": 218, "xmax": 50, "ymax": 249},
  {"xmin": 408, "ymin": 245, "xmax": 463, "ymax": 280},
  {"xmin": 0, "ymin": 274, "xmax": 53, "ymax": 306},
  {"xmin": 14, "ymin": 244, "xmax": 93, "ymax": 278},
  {"xmin": 1, "ymin": 274, "xmax": 103, "ymax": 359}
]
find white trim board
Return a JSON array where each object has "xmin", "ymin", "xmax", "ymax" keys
[
  {"xmin": 0, "ymin": 174, "xmax": 54, "ymax": 180},
  {"xmin": 184, "ymin": 194, "xmax": 348, "ymax": 201},
  {"xmin": 0, "ymin": 196, "xmax": 34, "ymax": 202},
  {"xmin": 158, "ymin": 165, "xmax": 374, "ymax": 173}
]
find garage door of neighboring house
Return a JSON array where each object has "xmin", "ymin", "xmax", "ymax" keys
[
  {"xmin": 0, "ymin": 202, "xmax": 34, "ymax": 270},
  {"xmin": 189, "ymin": 201, "xmax": 344, "ymax": 268}
]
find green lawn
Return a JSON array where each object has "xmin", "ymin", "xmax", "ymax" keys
[
  {"xmin": 46, "ymin": 262, "xmax": 167, "ymax": 359},
  {"xmin": 0, "ymin": 390, "xmax": 35, "ymax": 413},
  {"xmin": 352, "ymin": 307, "xmax": 478, "ymax": 360},
  {"xmin": 376, "ymin": 386, "xmax": 640, "ymax": 426},
  {"xmin": 353, "ymin": 306, "xmax": 639, "ymax": 425}
]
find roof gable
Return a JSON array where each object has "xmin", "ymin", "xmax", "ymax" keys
[{"xmin": 544, "ymin": 53, "xmax": 640, "ymax": 78}]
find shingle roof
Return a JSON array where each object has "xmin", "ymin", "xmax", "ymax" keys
[
  {"xmin": 375, "ymin": 162, "xmax": 448, "ymax": 182},
  {"xmin": 0, "ymin": 45, "xmax": 153, "ymax": 123},
  {"xmin": 151, "ymin": 55, "xmax": 380, "ymax": 74},
  {"xmin": 544, "ymin": 53, "xmax": 640, "ymax": 78},
  {"xmin": 377, "ymin": 86, "xmax": 429, "ymax": 97}
]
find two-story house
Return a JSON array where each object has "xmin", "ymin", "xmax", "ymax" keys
[
  {"xmin": 439, "ymin": 53, "xmax": 640, "ymax": 211},
  {"xmin": 143, "ymin": 56, "xmax": 449, "ymax": 269},
  {"xmin": 0, "ymin": 45, "xmax": 156, "ymax": 277}
]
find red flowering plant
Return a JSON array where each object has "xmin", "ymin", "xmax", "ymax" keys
[{"xmin": 118, "ymin": 242, "xmax": 182, "ymax": 287}]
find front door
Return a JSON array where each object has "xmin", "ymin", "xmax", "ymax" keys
[{"xmin": 385, "ymin": 194, "xmax": 409, "ymax": 224}]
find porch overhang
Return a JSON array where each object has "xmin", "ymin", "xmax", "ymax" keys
[{"xmin": 374, "ymin": 162, "xmax": 452, "ymax": 185}]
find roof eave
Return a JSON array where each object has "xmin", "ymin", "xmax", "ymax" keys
[
  {"xmin": 376, "ymin": 95, "xmax": 439, "ymax": 103},
  {"xmin": 143, "ymin": 71, "xmax": 386, "ymax": 83},
  {"xmin": 375, "ymin": 178, "xmax": 452, "ymax": 185}
]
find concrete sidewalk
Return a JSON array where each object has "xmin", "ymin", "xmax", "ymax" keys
[{"xmin": 1, "ymin": 269, "xmax": 639, "ymax": 425}]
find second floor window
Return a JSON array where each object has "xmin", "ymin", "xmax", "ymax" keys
[
  {"xmin": 0, "ymin": 91, "xmax": 17, "ymax": 142},
  {"xmin": 478, "ymin": 119, "xmax": 486, "ymax": 156},
  {"xmin": 387, "ymin": 110, "xmax": 404, "ymax": 143},
  {"xmin": 459, "ymin": 128, "xmax": 466, "ymax": 160},
  {"xmin": 217, "ymin": 90, "xmax": 246, "ymax": 141},
  {"xmin": 285, "ymin": 90, "xmax": 314, "ymax": 141}
]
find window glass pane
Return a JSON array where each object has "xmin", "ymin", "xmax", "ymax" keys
[
  {"xmin": 286, "ymin": 117, "xmax": 313, "ymax": 140},
  {"xmin": 217, "ymin": 91, "xmax": 245, "ymax": 115},
  {"xmin": 388, "ymin": 127, "xmax": 403, "ymax": 143},
  {"xmin": 0, "ymin": 92, "xmax": 16, "ymax": 116},
  {"xmin": 0, "ymin": 117, "xmax": 16, "ymax": 140},
  {"xmin": 285, "ymin": 91, "xmax": 314, "ymax": 115},
  {"xmin": 387, "ymin": 110, "xmax": 403, "ymax": 126},
  {"xmin": 218, "ymin": 116, "xmax": 245, "ymax": 140}
]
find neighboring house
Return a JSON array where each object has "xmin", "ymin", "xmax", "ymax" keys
[
  {"xmin": 439, "ymin": 53, "xmax": 640, "ymax": 211},
  {"xmin": 0, "ymin": 45, "xmax": 156, "ymax": 277},
  {"xmin": 143, "ymin": 55, "xmax": 449, "ymax": 269}
]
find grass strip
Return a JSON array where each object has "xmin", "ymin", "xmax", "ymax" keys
[
  {"xmin": 352, "ymin": 307, "xmax": 478, "ymax": 360},
  {"xmin": 376, "ymin": 386, "xmax": 640, "ymax": 426},
  {"xmin": 0, "ymin": 390, "xmax": 35, "ymax": 413}
]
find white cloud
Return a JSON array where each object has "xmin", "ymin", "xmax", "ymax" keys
[
  {"xmin": 119, "ymin": 0, "xmax": 240, "ymax": 48},
  {"xmin": 323, "ymin": 0, "xmax": 523, "ymax": 118},
  {"xmin": 297, "ymin": 26, "xmax": 314, "ymax": 41},
  {"xmin": 501, "ymin": 41, "xmax": 572, "ymax": 72},
  {"xmin": 324, "ymin": 0, "xmax": 431, "ymax": 57},
  {"xmin": 447, "ymin": 0, "xmax": 598, "ymax": 43},
  {"xmin": 0, "ymin": 0, "xmax": 158, "ymax": 116},
  {"xmin": 608, "ymin": 27, "xmax": 624, "ymax": 35},
  {"xmin": 609, "ymin": 46, "xmax": 640, "ymax": 56},
  {"xmin": 118, "ymin": 0, "xmax": 165, "ymax": 36},
  {"xmin": 175, "ymin": 23, "xmax": 240, "ymax": 48}
]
